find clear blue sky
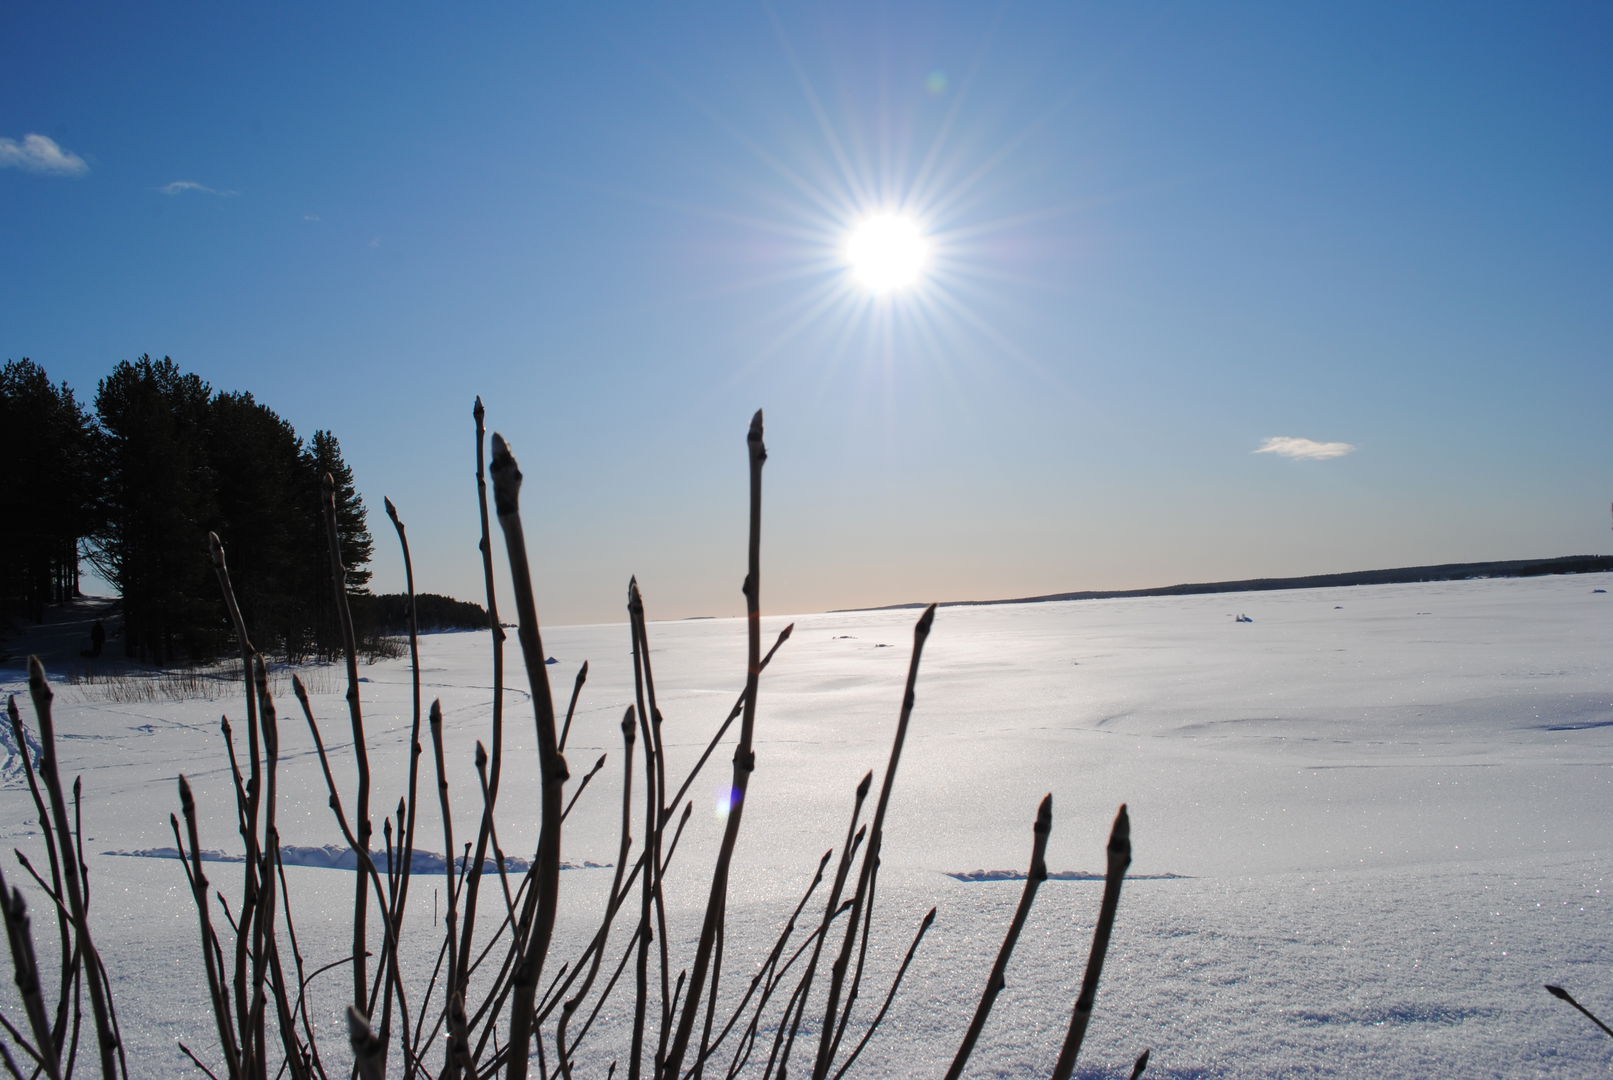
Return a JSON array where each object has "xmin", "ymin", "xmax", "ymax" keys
[{"xmin": 5, "ymin": 2, "xmax": 1609, "ymax": 625}]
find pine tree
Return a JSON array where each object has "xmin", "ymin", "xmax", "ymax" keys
[
  {"xmin": 0, "ymin": 359, "xmax": 98, "ymax": 623},
  {"xmin": 205, "ymin": 391, "xmax": 308, "ymax": 655},
  {"xmin": 91, "ymin": 356, "xmax": 220, "ymax": 663},
  {"xmin": 302, "ymin": 429, "xmax": 374, "ymax": 659}
]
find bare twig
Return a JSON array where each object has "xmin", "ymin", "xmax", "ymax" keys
[
  {"xmin": 346, "ymin": 1006, "xmax": 383, "ymax": 1080},
  {"xmin": 28, "ymin": 658, "xmax": 123, "ymax": 1078},
  {"xmin": 380, "ymin": 496, "xmax": 426, "ymax": 1072},
  {"xmin": 660, "ymin": 624, "xmax": 793, "ymax": 827},
  {"xmin": 558, "ymin": 709, "xmax": 635, "ymax": 1080},
  {"xmin": 686, "ymin": 848, "xmax": 831, "ymax": 1079},
  {"xmin": 207, "ymin": 533, "xmax": 266, "ymax": 1078},
  {"xmin": 490, "ymin": 433, "xmax": 569, "ymax": 1080},
  {"xmin": 771, "ymin": 774, "xmax": 871, "ymax": 1080},
  {"xmin": 558, "ymin": 662, "xmax": 589, "ymax": 756},
  {"xmin": 0, "ymin": 862, "xmax": 62, "ymax": 1080},
  {"xmin": 252, "ymin": 655, "xmax": 309, "ymax": 1080},
  {"xmin": 273, "ymin": 846, "xmax": 329, "ymax": 1079},
  {"xmin": 1050, "ymin": 804, "xmax": 1131, "ymax": 1080},
  {"xmin": 943, "ymin": 794, "xmax": 1053, "ymax": 1080},
  {"xmin": 8, "ymin": 692, "xmax": 71, "ymax": 1061},
  {"xmin": 457, "ymin": 396, "xmax": 510, "ymax": 1046},
  {"xmin": 322, "ymin": 473, "xmax": 374, "ymax": 1022},
  {"xmin": 812, "ymin": 605, "xmax": 936, "ymax": 1080},
  {"xmin": 428, "ymin": 699, "xmax": 472, "ymax": 1078},
  {"xmin": 382, "ymin": 499, "xmax": 426, "ymax": 919},
  {"xmin": 629, "ymin": 586, "xmax": 661, "ymax": 1080},
  {"xmin": 178, "ymin": 1041, "xmax": 225, "ymax": 1080},
  {"xmin": 828, "ymin": 907, "xmax": 936, "ymax": 1080},
  {"xmin": 662, "ymin": 410, "xmax": 767, "ymax": 1080},
  {"xmin": 290, "ymin": 675, "xmax": 416, "ymax": 1073},
  {"xmin": 0, "ymin": 1023, "xmax": 30, "ymax": 1080},
  {"xmin": 560, "ymin": 803, "xmax": 694, "ymax": 1060},
  {"xmin": 175, "ymin": 780, "xmax": 241, "ymax": 1075},
  {"xmin": 562, "ymin": 755, "xmax": 609, "ymax": 825}
]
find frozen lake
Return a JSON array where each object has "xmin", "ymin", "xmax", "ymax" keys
[{"xmin": 3, "ymin": 572, "xmax": 1610, "ymax": 1077}]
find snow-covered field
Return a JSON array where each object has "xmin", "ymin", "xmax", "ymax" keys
[{"xmin": 4, "ymin": 573, "xmax": 1611, "ymax": 1077}]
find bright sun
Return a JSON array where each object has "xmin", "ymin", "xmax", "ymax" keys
[{"xmin": 844, "ymin": 213, "xmax": 931, "ymax": 293}]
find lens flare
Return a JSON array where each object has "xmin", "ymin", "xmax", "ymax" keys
[{"xmin": 714, "ymin": 784, "xmax": 742, "ymax": 818}]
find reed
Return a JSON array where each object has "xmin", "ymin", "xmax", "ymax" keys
[{"xmin": 0, "ymin": 406, "xmax": 1142, "ymax": 1078}]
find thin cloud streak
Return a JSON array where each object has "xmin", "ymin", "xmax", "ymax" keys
[
  {"xmin": 158, "ymin": 180, "xmax": 237, "ymax": 196},
  {"xmin": 0, "ymin": 133, "xmax": 88, "ymax": 175},
  {"xmin": 1255, "ymin": 436, "xmax": 1358, "ymax": 461}
]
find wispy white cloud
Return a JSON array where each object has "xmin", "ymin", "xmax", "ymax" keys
[
  {"xmin": 158, "ymin": 180, "xmax": 237, "ymax": 197},
  {"xmin": 0, "ymin": 133, "xmax": 89, "ymax": 175},
  {"xmin": 1254, "ymin": 436, "xmax": 1357, "ymax": 461},
  {"xmin": 303, "ymin": 213, "xmax": 321, "ymax": 222}
]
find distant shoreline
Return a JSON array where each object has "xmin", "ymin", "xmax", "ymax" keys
[{"xmin": 838, "ymin": 554, "xmax": 1613, "ymax": 613}]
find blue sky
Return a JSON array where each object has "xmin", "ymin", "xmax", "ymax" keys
[{"xmin": 5, "ymin": 2, "xmax": 1609, "ymax": 625}]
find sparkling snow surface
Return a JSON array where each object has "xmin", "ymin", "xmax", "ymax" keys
[{"xmin": 3, "ymin": 573, "xmax": 1610, "ymax": 1077}]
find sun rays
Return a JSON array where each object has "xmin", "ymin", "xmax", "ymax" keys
[{"xmin": 595, "ymin": 5, "xmax": 1104, "ymax": 437}]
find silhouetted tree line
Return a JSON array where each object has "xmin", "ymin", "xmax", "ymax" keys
[
  {"xmin": 0, "ymin": 360, "xmax": 95, "ymax": 622},
  {"xmin": 2, "ymin": 355, "xmax": 374, "ymax": 663},
  {"xmin": 358, "ymin": 592, "xmax": 491, "ymax": 635}
]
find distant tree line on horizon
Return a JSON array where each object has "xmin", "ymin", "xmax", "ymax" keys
[
  {"xmin": 859, "ymin": 554, "xmax": 1613, "ymax": 613},
  {"xmin": 359, "ymin": 592, "xmax": 489, "ymax": 635},
  {"xmin": 2, "ymin": 355, "xmax": 374, "ymax": 663}
]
